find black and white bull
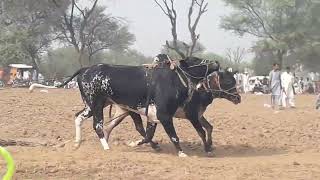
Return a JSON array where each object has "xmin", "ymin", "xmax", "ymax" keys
[
  {"xmin": 106, "ymin": 59, "xmax": 241, "ymax": 157},
  {"xmin": 31, "ymin": 54, "xmax": 221, "ymax": 156}
]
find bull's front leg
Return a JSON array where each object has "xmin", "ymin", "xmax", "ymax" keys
[{"xmin": 157, "ymin": 112, "xmax": 187, "ymax": 157}]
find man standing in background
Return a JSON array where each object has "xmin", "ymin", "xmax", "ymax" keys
[
  {"xmin": 233, "ymin": 70, "xmax": 241, "ymax": 92},
  {"xmin": 242, "ymin": 71, "xmax": 249, "ymax": 93},
  {"xmin": 269, "ymin": 63, "xmax": 282, "ymax": 109},
  {"xmin": 316, "ymin": 94, "xmax": 320, "ymax": 110},
  {"xmin": 281, "ymin": 67, "xmax": 296, "ymax": 108}
]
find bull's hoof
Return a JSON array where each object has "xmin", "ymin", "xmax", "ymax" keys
[
  {"xmin": 100, "ymin": 138, "xmax": 110, "ymax": 150},
  {"xmin": 128, "ymin": 140, "xmax": 142, "ymax": 147},
  {"xmin": 151, "ymin": 144, "xmax": 161, "ymax": 152},
  {"xmin": 178, "ymin": 151, "xmax": 188, "ymax": 158},
  {"xmin": 73, "ymin": 142, "xmax": 81, "ymax": 150},
  {"xmin": 103, "ymin": 146, "xmax": 110, "ymax": 150},
  {"xmin": 206, "ymin": 151, "xmax": 215, "ymax": 157}
]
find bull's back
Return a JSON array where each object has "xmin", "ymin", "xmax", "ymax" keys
[{"xmin": 82, "ymin": 64, "xmax": 149, "ymax": 106}]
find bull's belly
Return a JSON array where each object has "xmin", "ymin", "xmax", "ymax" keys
[
  {"xmin": 136, "ymin": 105, "xmax": 187, "ymax": 121},
  {"xmin": 131, "ymin": 105, "xmax": 204, "ymax": 122}
]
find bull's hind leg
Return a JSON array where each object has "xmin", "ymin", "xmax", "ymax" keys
[
  {"xmin": 105, "ymin": 105, "xmax": 129, "ymax": 143},
  {"xmin": 74, "ymin": 107, "xmax": 92, "ymax": 148},
  {"xmin": 199, "ymin": 116, "xmax": 213, "ymax": 152},
  {"xmin": 129, "ymin": 113, "xmax": 160, "ymax": 150},
  {"xmin": 92, "ymin": 101, "xmax": 109, "ymax": 150},
  {"xmin": 188, "ymin": 117, "xmax": 212, "ymax": 156}
]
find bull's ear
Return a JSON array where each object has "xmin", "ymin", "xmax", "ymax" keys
[
  {"xmin": 153, "ymin": 56, "xmax": 160, "ymax": 63},
  {"xmin": 209, "ymin": 60, "xmax": 220, "ymax": 71},
  {"xmin": 179, "ymin": 59, "xmax": 188, "ymax": 68},
  {"xmin": 214, "ymin": 61, "xmax": 220, "ymax": 70},
  {"xmin": 215, "ymin": 60, "xmax": 220, "ymax": 67},
  {"xmin": 155, "ymin": 54, "xmax": 169, "ymax": 62}
]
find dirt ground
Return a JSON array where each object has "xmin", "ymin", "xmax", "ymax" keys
[{"xmin": 1, "ymin": 88, "xmax": 320, "ymax": 180}]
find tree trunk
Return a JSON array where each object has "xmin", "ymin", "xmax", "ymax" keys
[
  {"xmin": 277, "ymin": 49, "xmax": 284, "ymax": 70},
  {"xmin": 31, "ymin": 56, "xmax": 39, "ymax": 81},
  {"xmin": 78, "ymin": 50, "xmax": 84, "ymax": 68},
  {"xmin": 77, "ymin": 49, "xmax": 90, "ymax": 67}
]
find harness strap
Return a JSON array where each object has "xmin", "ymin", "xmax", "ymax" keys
[{"xmin": 175, "ymin": 69, "xmax": 188, "ymax": 87}]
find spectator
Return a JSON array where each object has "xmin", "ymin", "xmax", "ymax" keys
[
  {"xmin": 242, "ymin": 71, "xmax": 250, "ymax": 93},
  {"xmin": 269, "ymin": 63, "xmax": 282, "ymax": 110},
  {"xmin": 281, "ymin": 67, "xmax": 296, "ymax": 108},
  {"xmin": 299, "ymin": 77, "xmax": 304, "ymax": 93},
  {"xmin": 316, "ymin": 94, "xmax": 320, "ymax": 109}
]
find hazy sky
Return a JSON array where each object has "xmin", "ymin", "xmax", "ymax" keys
[{"xmin": 91, "ymin": 0, "xmax": 257, "ymax": 59}]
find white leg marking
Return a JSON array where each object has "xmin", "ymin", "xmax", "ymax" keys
[
  {"xmin": 75, "ymin": 116, "xmax": 83, "ymax": 143},
  {"xmin": 74, "ymin": 108, "xmax": 90, "ymax": 145},
  {"xmin": 178, "ymin": 151, "xmax": 188, "ymax": 158},
  {"xmin": 100, "ymin": 138, "xmax": 110, "ymax": 150},
  {"xmin": 128, "ymin": 140, "xmax": 142, "ymax": 147}
]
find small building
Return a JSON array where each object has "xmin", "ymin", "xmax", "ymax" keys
[{"xmin": 0, "ymin": 64, "xmax": 34, "ymax": 86}]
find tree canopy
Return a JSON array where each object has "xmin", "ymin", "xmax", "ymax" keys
[
  {"xmin": 0, "ymin": 0, "xmax": 136, "ymax": 71},
  {"xmin": 221, "ymin": 0, "xmax": 320, "ymax": 73}
]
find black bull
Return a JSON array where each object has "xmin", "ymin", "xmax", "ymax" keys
[
  {"xmin": 29, "ymin": 54, "xmax": 240, "ymax": 157},
  {"xmin": 106, "ymin": 57, "xmax": 241, "ymax": 157}
]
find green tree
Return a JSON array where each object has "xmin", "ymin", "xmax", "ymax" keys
[
  {"xmin": 0, "ymin": 29, "xmax": 29, "ymax": 66},
  {"xmin": 161, "ymin": 41, "xmax": 205, "ymax": 59},
  {"xmin": 51, "ymin": 0, "xmax": 135, "ymax": 67},
  {"xmin": 39, "ymin": 47, "xmax": 152, "ymax": 79},
  {"xmin": 96, "ymin": 49, "xmax": 152, "ymax": 66},
  {"xmin": 220, "ymin": 0, "xmax": 306, "ymax": 68},
  {"xmin": 39, "ymin": 47, "xmax": 80, "ymax": 79},
  {"xmin": 0, "ymin": 0, "xmax": 64, "ymax": 72}
]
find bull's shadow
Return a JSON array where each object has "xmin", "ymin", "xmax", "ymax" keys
[{"xmin": 127, "ymin": 141, "xmax": 287, "ymax": 158}]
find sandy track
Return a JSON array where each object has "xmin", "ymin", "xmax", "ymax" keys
[{"xmin": 1, "ymin": 88, "xmax": 320, "ymax": 179}]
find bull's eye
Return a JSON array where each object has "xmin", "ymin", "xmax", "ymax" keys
[
  {"xmin": 153, "ymin": 57, "xmax": 160, "ymax": 62},
  {"xmin": 196, "ymin": 83, "xmax": 202, "ymax": 90}
]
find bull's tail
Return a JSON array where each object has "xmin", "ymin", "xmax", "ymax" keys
[
  {"xmin": 55, "ymin": 68, "xmax": 86, "ymax": 88},
  {"xmin": 29, "ymin": 68, "xmax": 86, "ymax": 93},
  {"xmin": 28, "ymin": 83, "xmax": 57, "ymax": 93}
]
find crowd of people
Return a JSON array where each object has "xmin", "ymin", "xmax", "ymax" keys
[
  {"xmin": 230, "ymin": 64, "xmax": 320, "ymax": 110},
  {"xmin": 268, "ymin": 63, "xmax": 319, "ymax": 110},
  {"xmin": 232, "ymin": 70, "xmax": 269, "ymax": 94}
]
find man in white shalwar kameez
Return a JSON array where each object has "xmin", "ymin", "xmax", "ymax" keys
[
  {"xmin": 281, "ymin": 67, "xmax": 295, "ymax": 108},
  {"xmin": 242, "ymin": 71, "xmax": 249, "ymax": 93}
]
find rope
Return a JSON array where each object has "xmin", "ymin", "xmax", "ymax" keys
[
  {"xmin": 175, "ymin": 69, "xmax": 188, "ymax": 87},
  {"xmin": 208, "ymin": 87, "xmax": 239, "ymax": 97},
  {"xmin": 176, "ymin": 65, "xmax": 209, "ymax": 80},
  {"xmin": 105, "ymin": 111, "xmax": 129, "ymax": 124}
]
